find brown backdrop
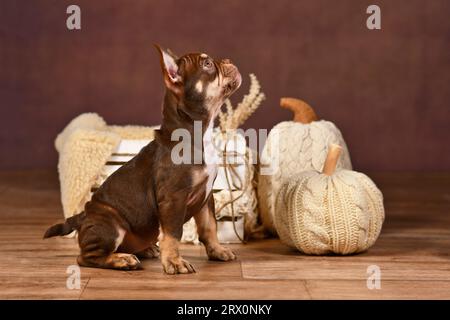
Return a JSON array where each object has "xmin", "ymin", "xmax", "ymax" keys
[{"xmin": 1, "ymin": 0, "xmax": 449, "ymax": 171}]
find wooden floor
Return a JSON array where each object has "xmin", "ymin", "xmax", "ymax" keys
[{"xmin": 0, "ymin": 170, "xmax": 449, "ymax": 300}]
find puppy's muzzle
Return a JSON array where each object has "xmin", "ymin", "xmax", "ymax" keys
[{"xmin": 220, "ymin": 60, "xmax": 242, "ymax": 94}]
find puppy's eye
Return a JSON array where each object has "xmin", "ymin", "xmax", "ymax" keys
[{"xmin": 202, "ymin": 59, "xmax": 213, "ymax": 69}]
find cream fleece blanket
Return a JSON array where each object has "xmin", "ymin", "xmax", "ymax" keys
[{"xmin": 55, "ymin": 113, "xmax": 157, "ymax": 219}]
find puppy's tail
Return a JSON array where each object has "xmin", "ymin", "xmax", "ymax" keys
[{"xmin": 43, "ymin": 211, "xmax": 86, "ymax": 239}]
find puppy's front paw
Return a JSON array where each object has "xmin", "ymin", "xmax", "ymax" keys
[
  {"xmin": 162, "ymin": 257, "xmax": 196, "ymax": 275},
  {"xmin": 207, "ymin": 245, "xmax": 236, "ymax": 261}
]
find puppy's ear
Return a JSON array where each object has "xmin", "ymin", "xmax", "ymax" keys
[{"xmin": 154, "ymin": 44, "xmax": 182, "ymax": 94}]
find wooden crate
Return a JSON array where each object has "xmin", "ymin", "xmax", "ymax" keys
[{"xmin": 92, "ymin": 135, "xmax": 247, "ymax": 244}]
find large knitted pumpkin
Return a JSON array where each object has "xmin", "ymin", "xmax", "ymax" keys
[
  {"xmin": 275, "ymin": 144, "xmax": 384, "ymax": 255},
  {"xmin": 258, "ymin": 98, "xmax": 352, "ymax": 235}
]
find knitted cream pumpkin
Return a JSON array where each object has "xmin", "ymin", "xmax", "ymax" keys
[
  {"xmin": 275, "ymin": 144, "xmax": 384, "ymax": 255},
  {"xmin": 258, "ymin": 98, "xmax": 352, "ymax": 235}
]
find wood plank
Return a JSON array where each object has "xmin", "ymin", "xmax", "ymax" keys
[
  {"xmin": 305, "ymin": 280, "xmax": 450, "ymax": 300},
  {"xmin": 80, "ymin": 278, "xmax": 310, "ymax": 300},
  {"xmin": 235, "ymin": 238, "xmax": 450, "ymax": 263},
  {"xmin": 0, "ymin": 276, "xmax": 89, "ymax": 300},
  {"xmin": 242, "ymin": 259, "xmax": 450, "ymax": 281}
]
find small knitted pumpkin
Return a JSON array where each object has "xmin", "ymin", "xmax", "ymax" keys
[
  {"xmin": 275, "ymin": 144, "xmax": 384, "ymax": 255},
  {"xmin": 258, "ymin": 98, "xmax": 352, "ymax": 235}
]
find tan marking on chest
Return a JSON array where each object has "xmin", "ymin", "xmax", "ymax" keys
[
  {"xmin": 195, "ymin": 80, "xmax": 203, "ymax": 93},
  {"xmin": 114, "ymin": 226, "xmax": 126, "ymax": 252},
  {"xmin": 203, "ymin": 121, "xmax": 218, "ymax": 199}
]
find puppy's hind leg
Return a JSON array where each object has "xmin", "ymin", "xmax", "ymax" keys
[
  {"xmin": 136, "ymin": 243, "xmax": 160, "ymax": 259},
  {"xmin": 77, "ymin": 218, "xmax": 141, "ymax": 270}
]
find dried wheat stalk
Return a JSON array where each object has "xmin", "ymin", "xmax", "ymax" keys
[{"xmin": 219, "ymin": 74, "xmax": 265, "ymax": 131}]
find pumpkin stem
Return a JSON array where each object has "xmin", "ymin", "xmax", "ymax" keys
[
  {"xmin": 322, "ymin": 144, "xmax": 342, "ymax": 176},
  {"xmin": 280, "ymin": 97, "xmax": 318, "ymax": 124}
]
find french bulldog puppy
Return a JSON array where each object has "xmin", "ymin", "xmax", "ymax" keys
[{"xmin": 44, "ymin": 45, "xmax": 242, "ymax": 274}]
